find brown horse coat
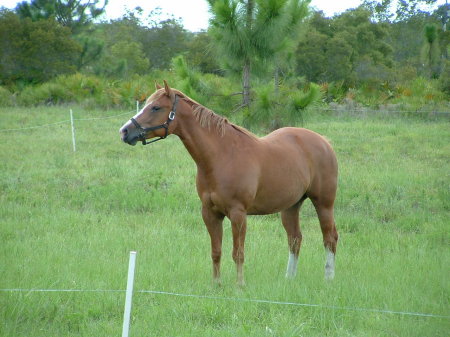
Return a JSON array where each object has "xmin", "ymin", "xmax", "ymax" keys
[{"xmin": 120, "ymin": 81, "xmax": 338, "ymax": 285}]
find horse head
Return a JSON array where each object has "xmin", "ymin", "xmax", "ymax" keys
[{"xmin": 119, "ymin": 80, "xmax": 178, "ymax": 145}]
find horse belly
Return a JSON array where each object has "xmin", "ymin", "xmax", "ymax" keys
[{"xmin": 247, "ymin": 170, "xmax": 308, "ymax": 215}]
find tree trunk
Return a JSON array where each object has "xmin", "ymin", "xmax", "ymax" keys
[
  {"xmin": 242, "ymin": 58, "xmax": 251, "ymax": 107},
  {"xmin": 274, "ymin": 61, "xmax": 280, "ymax": 97},
  {"xmin": 242, "ymin": 0, "xmax": 254, "ymax": 107}
]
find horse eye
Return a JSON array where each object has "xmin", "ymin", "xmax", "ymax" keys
[{"xmin": 151, "ymin": 106, "xmax": 161, "ymax": 112}]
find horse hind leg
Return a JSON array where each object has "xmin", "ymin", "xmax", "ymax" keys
[
  {"xmin": 311, "ymin": 198, "xmax": 338, "ymax": 280},
  {"xmin": 281, "ymin": 201, "xmax": 303, "ymax": 279}
]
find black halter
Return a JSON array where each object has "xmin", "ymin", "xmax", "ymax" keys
[{"xmin": 130, "ymin": 95, "xmax": 179, "ymax": 145}]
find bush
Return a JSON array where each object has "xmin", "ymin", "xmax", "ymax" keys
[
  {"xmin": 109, "ymin": 77, "xmax": 154, "ymax": 107},
  {"xmin": 439, "ymin": 60, "xmax": 450, "ymax": 95},
  {"xmin": 14, "ymin": 73, "xmax": 161, "ymax": 108},
  {"xmin": 289, "ymin": 83, "xmax": 322, "ymax": 111},
  {"xmin": 322, "ymin": 81, "xmax": 346, "ymax": 103},
  {"xmin": 0, "ymin": 86, "xmax": 14, "ymax": 106},
  {"xmin": 0, "ymin": 11, "xmax": 80, "ymax": 84},
  {"xmin": 54, "ymin": 74, "xmax": 103, "ymax": 102},
  {"xmin": 17, "ymin": 82, "xmax": 70, "ymax": 106}
]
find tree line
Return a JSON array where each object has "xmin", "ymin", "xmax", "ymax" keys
[{"xmin": 0, "ymin": 0, "xmax": 449, "ymax": 112}]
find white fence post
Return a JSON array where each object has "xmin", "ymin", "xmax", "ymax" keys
[
  {"xmin": 122, "ymin": 251, "xmax": 137, "ymax": 337},
  {"xmin": 69, "ymin": 109, "xmax": 76, "ymax": 152}
]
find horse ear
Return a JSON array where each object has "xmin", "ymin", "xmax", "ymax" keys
[
  {"xmin": 155, "ymin": 81, "xmax": 162, "ymax": 90},
  {"xmin": 163, "ymin": 80, "xmax": 173, "ymax": 97}
]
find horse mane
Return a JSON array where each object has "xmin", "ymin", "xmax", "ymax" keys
[{"xmin": 171, "ymin": 89, "xmax": 258, "ymax": 140}]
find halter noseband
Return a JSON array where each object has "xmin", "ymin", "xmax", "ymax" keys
[{"xmin": 130, "ymin": 95, "xmax": 179, "ymax": 145}]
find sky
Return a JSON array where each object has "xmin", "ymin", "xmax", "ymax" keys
[{"xmin": 0, "ymin": 0, "xmax": 447, "ymax": 32}]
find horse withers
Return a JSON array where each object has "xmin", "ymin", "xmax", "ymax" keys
[{"xmin": 119, "ymin": 81, "xmax": 339, "ymax": 286}]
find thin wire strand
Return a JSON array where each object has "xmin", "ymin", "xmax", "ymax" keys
[
  {"xmin": 74, "ymin": 110, "xmax": 134, "ymax": 121},
  {"xmin": 1, "ymin": 288, "xmax": 448, "ymax": 319},
  {"xmin": 0, "ymin": 120, "xmax": 70, "ymax": 132},
  {"xmin": 0, "ymin": 110, "xmax": 135, "ymax": 132},
  {"xmin": 1, "ymin": 107, "xmax": 448, "ymax": 133}
]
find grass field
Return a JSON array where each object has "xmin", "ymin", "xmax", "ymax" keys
[{"xmin": 0, "ymin": 106, "xmax": 449, "ymax": 336}]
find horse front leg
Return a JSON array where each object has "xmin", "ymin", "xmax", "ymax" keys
[
  {"xmin": 202, "ymin": 206, "xmax": 224, "ymax": 284},
  {"xmin": 229, "ymin": 207, "xmax": 247, "ymax": 287}
]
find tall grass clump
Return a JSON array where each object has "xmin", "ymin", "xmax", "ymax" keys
[{"xmin": 0, "ymin": 86, "xmax": 14, "ymax": 106}]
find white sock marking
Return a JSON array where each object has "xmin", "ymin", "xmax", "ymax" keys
[
  {"xmin": 286, "ymin": 252, "xmax": 298, "ymax": 278},
  {"xmin": 325, "ymin": 248, "xmax": 335, "ymax": 280}
]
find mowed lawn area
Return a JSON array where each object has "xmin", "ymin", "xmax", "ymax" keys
[{"xmin": 0, "ymin": 106, "xmax": 449, "ymax": 336}]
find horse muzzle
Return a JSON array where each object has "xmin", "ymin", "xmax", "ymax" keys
[{"xmin": 119, "ymin": 123, "xmax": 140, "ymax": 146}]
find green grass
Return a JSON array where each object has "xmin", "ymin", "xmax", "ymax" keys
[{"xmin": 0, "ymin": 106, "xmax": 449, "ymax": 336}]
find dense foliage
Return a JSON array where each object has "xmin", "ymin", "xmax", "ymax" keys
[
  {"xmin": 0, "ymin": 9, "xmax": 80, "ymax": 84},
  {"xmin": 0, "ymin": 0, "xmax": 448, "ymax": 123}
]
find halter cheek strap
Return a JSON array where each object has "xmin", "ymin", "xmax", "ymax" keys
[{"xmin": 130, "ymin": 95, "xmax": 178, "ymax": 145}]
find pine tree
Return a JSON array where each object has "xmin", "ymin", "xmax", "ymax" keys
[
  {"xmin": 422, "ymin": 24, "xmax": 441, "ymax": 78},
  {"xmin": 15, "ymin": 0, "xmax": 107, "ymax": 34},
  {"xmin": 207, "ymin": 0, "xmax": 309, "ymax": 108}
]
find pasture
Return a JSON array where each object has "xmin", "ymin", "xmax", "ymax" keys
[{"xmin": 0, "ymin": 106, "xmax": 449, "ymax": 336}]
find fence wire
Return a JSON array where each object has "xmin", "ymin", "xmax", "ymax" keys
[
  {"xmin": 1, "ymin": 107, "xmax": 449, "ymax": 133},
  {"xmin": 0, "ymin": 109, "xmax": 135, "ymax": 132},
  {"xmin": 1, "ymin": 288, "xmax": 448, "ymax": 319}
]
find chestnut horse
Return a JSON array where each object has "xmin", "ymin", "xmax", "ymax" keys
[{"xmin": 119, "ymin": 81, "xmax": 338, "ymax": 285}]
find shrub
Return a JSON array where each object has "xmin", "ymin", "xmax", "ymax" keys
[
  {"xmin": 387, "ymin": 77, "xmax": 448, "ymax": 112},
  {"xmin": 289, "ymin": 83, "xmax": 322, "ymax": 111},
  {"xmin": 109, "ymin": 77, "xmax": 154, "ymax": 107},
  {"xmin": 0, "ymin": 86, "xmax": 13, "ymax": 106},
  {"xmin": 439, "ymin": 60, "xmax": 450, "ymax": 95},
  {"xmin": 0, "ymin": 11, "xmax": 80, "ymax": 84},
  {"xmin": 17, "ymin": 83, "xmax": 69, "ymax": 106},
  {"xmin": 322, "ymin": 81, "xmax": 346, "ymax": 103},
  {"xmin": 20, "ymin": 86, "xmax": 50, "ymax": 106},
  {"xmin": 54, "ymin": 73, "xmax": 104, "ymax": 102}
]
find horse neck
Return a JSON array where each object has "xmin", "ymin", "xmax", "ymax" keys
[{"xmin": 173, "ymin": 105, "xmax": 231, "ymax": 171}]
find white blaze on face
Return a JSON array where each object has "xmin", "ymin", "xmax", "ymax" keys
[
  {"xmin": 286, "ymin": 252, "xmax": 298, "ymax": 278},
  {"xmin": 132, "ymin": 101, "xmax": 153, "ymax": 120},
  {"xmin": 325, "ymin": 248, "xmax": 335, "ymax": 280}
]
